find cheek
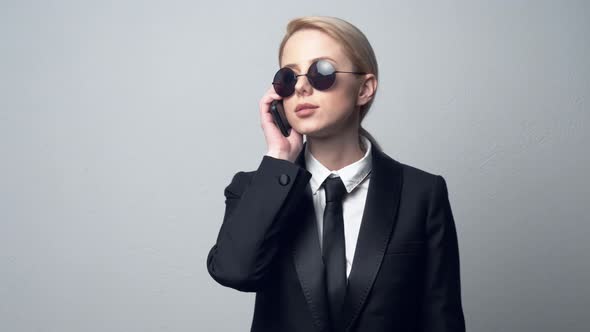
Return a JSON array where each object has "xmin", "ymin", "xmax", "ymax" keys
[
  {"xmin": 323, "ymin": 88, "xmax": 356, "ymax": 115},
  {"xmin": 333, "ymin": 79, "xmax": 358, "ymax": 104},
  {"xmin": 283, "ymin": 99, "xmax": 296, "ymax": 114}
]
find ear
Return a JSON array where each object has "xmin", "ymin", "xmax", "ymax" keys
[{"xmin": 356, "ymin": 74, "xmax": 377, "ymax": 108}]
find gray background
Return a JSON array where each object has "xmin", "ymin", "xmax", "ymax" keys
[{"xmin": 1, "ymin": 1, "xmax": 589, "ymax": 331}]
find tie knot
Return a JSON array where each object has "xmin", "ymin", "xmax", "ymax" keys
[{"xmin": 324, "ymin": 176, "xmax": 347, "ymax": 203}]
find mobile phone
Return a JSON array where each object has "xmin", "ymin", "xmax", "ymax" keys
[{"xmin": 270, "ymin": 99, "xmax": 292, "ymax": 137}]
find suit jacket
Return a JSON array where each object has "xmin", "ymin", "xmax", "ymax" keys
[{"xmin": 207, "ymin": 142, "xmax": 466, "ymax": 332}]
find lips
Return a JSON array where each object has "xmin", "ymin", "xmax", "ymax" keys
[{"xmin": 296, "ymin": 103, "xmax": 319, "ymax": 112}]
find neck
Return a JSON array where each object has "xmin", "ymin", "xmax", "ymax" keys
[{"xmin": 306, "ymin": 130, "xmax": 366, "ymax": 171}]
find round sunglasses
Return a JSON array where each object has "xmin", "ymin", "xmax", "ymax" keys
[{"xmin": 272, "ymin": 59, "xmax": 367, "ymax": 97}]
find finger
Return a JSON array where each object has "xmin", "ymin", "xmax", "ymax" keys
[
  {"xmin": 260, "ymin": 93, "xmax": 282, "ymax": 107},
  {"xmin": 259, "ymin": 95, "xmax": 283, "ymax": 118}
]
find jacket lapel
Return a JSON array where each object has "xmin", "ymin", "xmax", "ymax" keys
[
  {"xmin": 338, "ymin": 146, "xmax": 403, "ymax": 332},
  {"xmin": 291, "ymin": 141, "xmax": 403, "ymax": 332}
]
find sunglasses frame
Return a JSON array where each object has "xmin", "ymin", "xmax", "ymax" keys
[{"xmin": 272, "ymin": 59, "xmax": 367, "ymax": 97}]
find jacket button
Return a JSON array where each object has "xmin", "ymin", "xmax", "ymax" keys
[{"xmin": 279, "ymin": 174, "xmax": 290, "ymax": 186}]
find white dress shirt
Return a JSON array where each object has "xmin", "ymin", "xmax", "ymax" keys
[{"xmin": 304, "ymin": 135, "xmax": 373, "ymax": 279}]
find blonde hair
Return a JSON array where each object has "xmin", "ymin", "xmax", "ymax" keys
[{"xmin": 278, "ymin": 16, "xmax": 382, "ymax": 151}]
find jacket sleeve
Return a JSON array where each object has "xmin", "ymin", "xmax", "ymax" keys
[
  {"xmin": 420, "ymin": 175, "xmax": 466, "ymax": 332},
  {"xmin": 206, "ymin": 155, "xmax": 312, "ymax": 292}
]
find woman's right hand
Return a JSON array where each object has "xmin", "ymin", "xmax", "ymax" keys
[{"xmin": 259, "ymin": 86, "xmax": 303, "ymax": 163}]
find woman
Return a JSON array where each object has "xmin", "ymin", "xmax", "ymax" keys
[{"xmin": 207, "ymin": 16, "xmax": 466, "ymax": 332}]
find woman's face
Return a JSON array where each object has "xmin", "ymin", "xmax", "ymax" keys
[{"xmin": 279, "ymin": 29, "xmax": 364, "ymax": 137}]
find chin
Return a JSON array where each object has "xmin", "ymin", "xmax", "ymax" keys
[
  {"xmin": 292, "ymin": 119, "xmax": 321, "ymax": 134},
  {"xmin": 293, "ymin": 123, "xmax": 333, "ymax": 138}
]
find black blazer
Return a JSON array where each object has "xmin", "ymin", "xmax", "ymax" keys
[{"xmin": 207, "ymin": 142, "xmax": 466, "ymax": 332}]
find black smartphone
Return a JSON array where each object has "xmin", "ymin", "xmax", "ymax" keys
[{"xmin": 270, "ymin": 99, "xmax": 292, "ymax": 137}]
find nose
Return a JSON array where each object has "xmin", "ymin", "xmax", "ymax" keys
[{"xmin": 294, "ymin": 74, "xmax": 312, "ymax": 96}]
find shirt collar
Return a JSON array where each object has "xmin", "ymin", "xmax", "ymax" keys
[{"xmin": 305, "ymin": 135, "xmax": 373, "ymax": 195}]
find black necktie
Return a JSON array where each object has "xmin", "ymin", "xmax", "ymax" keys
[{"xmin": 322, "ymin": 176, "xmax": 348, "ymax": 327}]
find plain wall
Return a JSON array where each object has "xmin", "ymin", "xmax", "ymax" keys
[{"xmin": 1, "ymin": 1, "xmax": 589, "ymax": 331}]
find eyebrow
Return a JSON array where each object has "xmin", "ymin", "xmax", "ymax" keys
[{"xmin": 283, "ymin": 56, "xmax": 337, "ymax": 70}]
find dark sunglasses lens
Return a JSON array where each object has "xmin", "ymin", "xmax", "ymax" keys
[
  {"xmin": 308, "ymin": 60, "xmax": 336, "ymax": 90},
  {"xmin": 272, "ymin": 67, "xmax": 296, "ymax": 97}
]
